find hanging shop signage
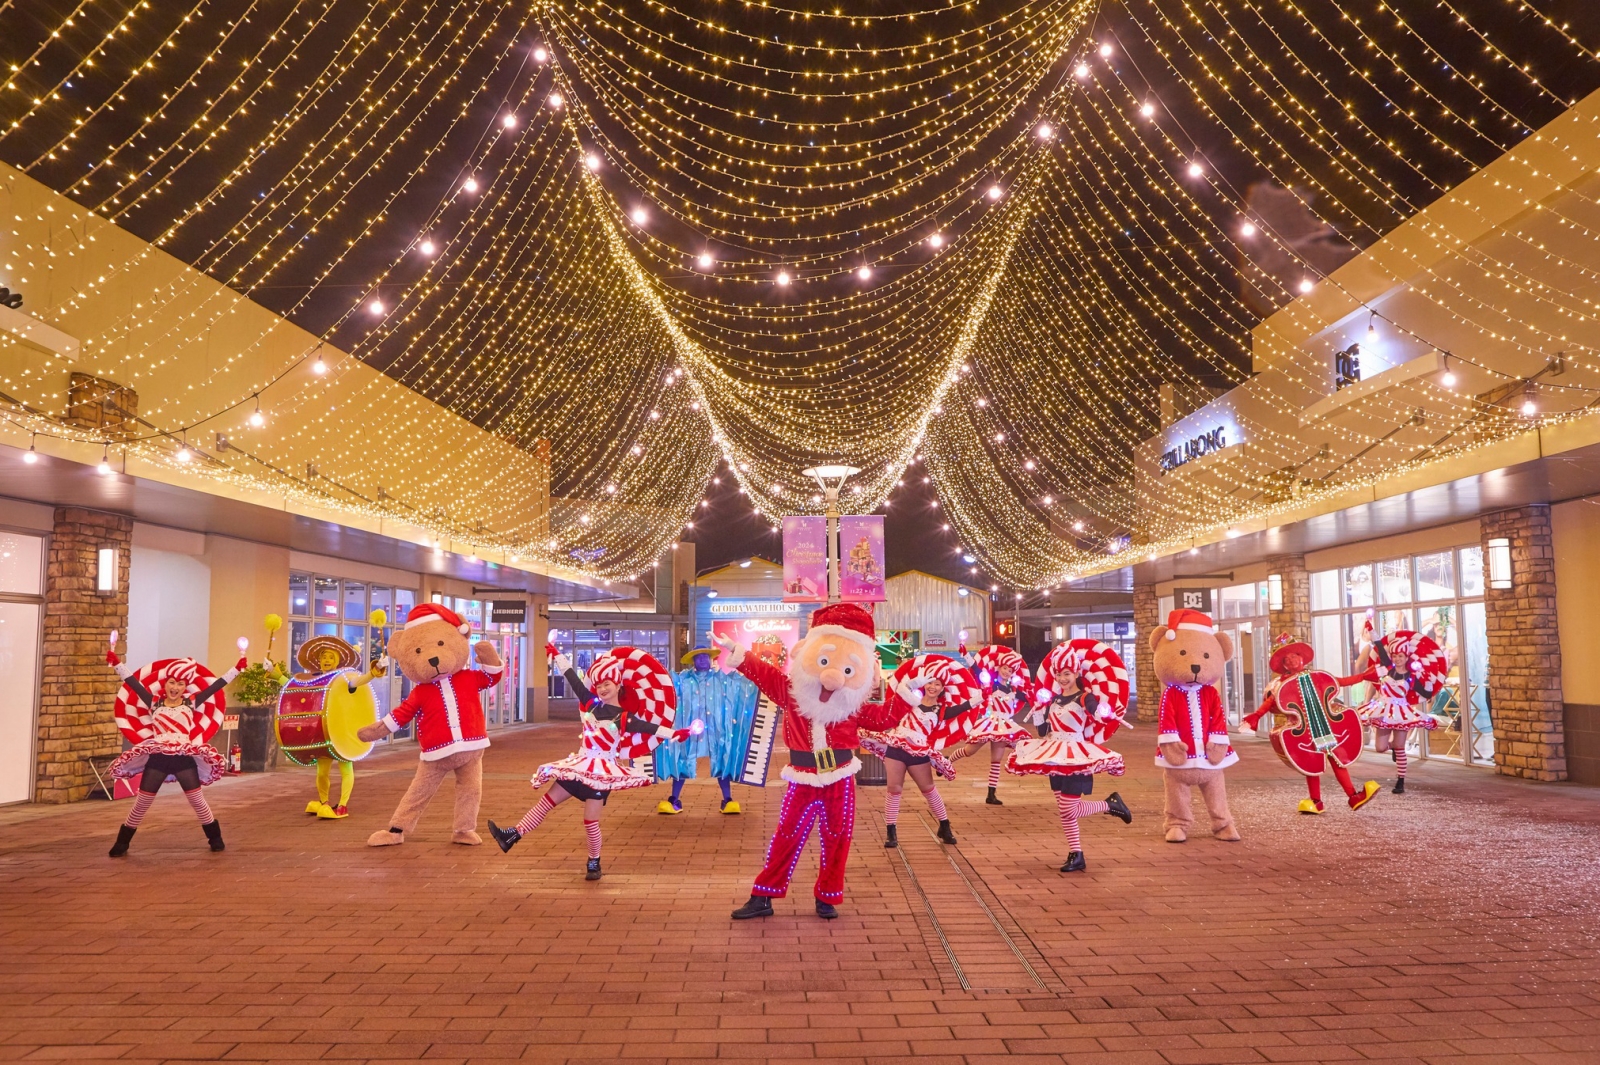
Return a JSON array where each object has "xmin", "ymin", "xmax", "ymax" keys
[
  {"xmin": 1173, "ymin": 587, "xmax": 1213, "ymax": 612},
  {"xmin": 781, "ymin": 515, "xmax": 828, "ymax": 602},
  {"xmin": 490, "ymin": 600, "xmax": 526, "ymax": 624},
  {"xmin": 837, "ymin": 515, "xmax": 887, "ymax": 603},
  {"xmin": 1159, "ymin": 425, "xmax": 1230, "ymax": 473},
  {"xmin": 708, "ymin": 600, "xmax": 800, "ymax": 616}
]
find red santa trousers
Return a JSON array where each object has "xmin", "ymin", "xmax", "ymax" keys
[{"xmin": 751, "ymin": 777, "xmax": 856, "ymax": 903}]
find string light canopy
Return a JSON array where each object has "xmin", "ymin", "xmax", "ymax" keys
[{"xmin": 1, "ymin": 0, "xmax": 1597, "ymax": 588}]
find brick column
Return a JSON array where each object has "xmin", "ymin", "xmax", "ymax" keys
[
  {"xmin": 1265, "ymin": 554, "xmax": 1311, "ymax": 642},
  {"xmin": 1132, "ymin": 580, "xmax": 1160, "ymax": 724},
  {"xmin": 36, "ymin": 508, "xmax": 131, "ymax": 803},
  {"xmin": 1480, "ymin": 505, "xmax": 1565, "ymax": 781}
]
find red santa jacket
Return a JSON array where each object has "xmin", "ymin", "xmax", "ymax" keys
[
  {"xmin": 737, "ymin": 655, "xmax": 899, "ymax": 785},
  {"xmin": 1154, "ymin": 682, "xmax": 1238, "ymax": 769},
  {"xmin": 383, "ymin": 664, "xmax": 501, "ymax": 760}
]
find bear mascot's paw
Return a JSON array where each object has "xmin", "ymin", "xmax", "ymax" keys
[
  {"xmin": 356, "ymin": 722, "xmax": 389, "ymax": 743},
  {"xmin": 452, "ymin": 830, "xmax": 483, "ymax": 846},
  {"xmin": 368, "ymin": 828, "xmax": 404, "ymax": 847},
  {"xmin": 1205, "ymin": 741, "xmax": 1230, "ymax": 766},
  {"xmin": 1165, "ymin": 826, "xmax": 1187, "ymax": 843},
  {"xmin": 1214, "ymin": 823, "xmax": 1241, "ymax": 842},
  {"xmin": 1160, "ymin": 741, "xmax": 1190, "ymax": 767}
]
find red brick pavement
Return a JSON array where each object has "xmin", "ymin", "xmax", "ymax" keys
[{"xmin": 2, "ymin": 724, "xmax": 1599, "ymax": 1063}]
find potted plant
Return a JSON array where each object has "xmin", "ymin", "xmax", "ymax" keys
[{"xmin": 232, "ymin": 658, "xmax": 285, "ymax": 772}]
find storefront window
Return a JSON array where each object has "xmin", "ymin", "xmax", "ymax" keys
[
  {"xmin": 343, "ymin": 581, "xmax": 367, "ymax": 621},
  {"xmin": 290, "ymin": 573, "xmax": 311, "ymax": 616},
  {"xmin": 288, "ymin": 572, "xmax": 417, "ymax": 736},
  {"xmin": 313, "ymin": 576, "xmax": 339, "ymax": 621},
  {"xmin": 1309, "ymin": 544, "xmax": 1490, "ymax": 767}
]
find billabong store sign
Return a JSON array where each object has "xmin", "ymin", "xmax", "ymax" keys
[{"xmin": 1160, "ymin": 425, "xmax": 1230, "ymax": 474}]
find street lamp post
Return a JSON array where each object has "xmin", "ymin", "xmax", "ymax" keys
[{"xmin": 801, "ymin": 464, "xmax": 861, "ymax": 604}]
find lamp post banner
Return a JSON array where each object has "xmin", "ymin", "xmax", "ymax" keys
[
  {"xmin": 782, "ymin": 515, "xmax": 828, "ymax": 602},
  {"xmin": 838, "ymin": 515, "xmax": 887, "ymax": 603}
]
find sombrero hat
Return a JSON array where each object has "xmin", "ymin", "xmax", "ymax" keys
[
  {"xmin": 680, "ymin": 646, "xmax": 716, "ymax": 667},
  {"xmin": 297, "ymin": 634, "xmax": 361, "ymax": 674},
  {"xmin": 1268, "ymin": 634, "xmax": 1314, "ymax": 675}
]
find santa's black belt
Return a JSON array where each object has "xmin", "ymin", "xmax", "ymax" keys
[{"xmin": 789, "ymin": 748, "xmax": 856, "ymax": 773}]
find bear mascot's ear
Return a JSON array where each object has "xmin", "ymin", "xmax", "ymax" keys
[
  {"xmin": 1148, "ymin": 626, "xmax": 1170, "ymax": 652},
  {"xmin": 1215, "ymin": 630, "xmax": 1234, "ymax": 662}
]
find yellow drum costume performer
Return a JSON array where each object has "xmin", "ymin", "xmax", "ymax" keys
[{"xmin": 271, "ymin": 615, "xmax": 385, "ymax": 819}]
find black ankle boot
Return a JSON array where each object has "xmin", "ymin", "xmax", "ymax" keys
[
  {"xmin": 986, "ymin": 787, "xmax": 1003, "ymax": 806},
  {"xmin": 585, "ymin": 857, "xmax": 602, "ymax": 880},
  {"xmin": 731, "ymin": 895, "xmax": 774, "ymax": 919},
  {"xmin": 884, "ymin": 824, "xmax": 898, "ymax": 849},
  {"xmin": 109, "ymin": 824, "xmax": 135, "ymax": 858},
  {"xmin": 487, "ymin": 819, "xmax": 521, "ymax": 853},
  {"xmin": 1060, "ymin": 851, "xmax": 1086, "ymax": 873},
  {"xmin": 936, "ymin": 819, "xmax": 957, "ymax": 845},
  {"xmin": 1106, "ymin": 792, "xmax": 1133, "ymax": 824},
  {"xmin": 1393, "ymin": 777, "xmax": 1406, "ymax": 794},
  {"xmin": 814, "ymin": 900, "xmax": 838, "ymax": 920},
  {"xmin": 202, "ymin": 820, "xmax": 225, "ymax": 852}
]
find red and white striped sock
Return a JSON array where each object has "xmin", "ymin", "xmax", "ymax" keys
[
  {"xmin": 516, "ymin": 793, "xmax": 557, "ymax": 835},
  {"xmin": 1394, "ymin": 747, "xmax": 1408, "ymax": 778},
  {"xmin": 1078, "ymin": 799, "xmax": 1108, "ymax": 817},
  {"xmin": 987, "ymin": 762, "xmax": 1002, "ymax": 788},
  {"xmin": 1055, "ymin": 793, "xmax": 1082, "ymax": 850},
  {"xmin": 123, "ymin": 791, "xmax": 157, "ymax": 829},
  {"xmin": 184, "ymin": 789, "xmax": 215, "ymax": 825},
  {"xmin": 583, "ymin": 819, "xmax": 602, "ymax": 859},
  {"xmin": 923, "ymin": 787, "xmax": 948, "ymax": 822},
  {"xmin": 884, "ymin": 790, "xmax": 902, "ymax": 826}
]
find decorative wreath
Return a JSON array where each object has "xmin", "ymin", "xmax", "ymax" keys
[
  {"xmin": 114, "ymin": 658, "xmax": 227, "ymax": 744},
  {"xmin": 586, "ymin": 646, "xmax": 677, "ymax": 729},
  {"xmin": 887, "ymin": 653, "xmax": 984, "ymax": 714},
  {"xmin": 1036, "ymin": 639, "xmax": 1130, "ymax": 716}
]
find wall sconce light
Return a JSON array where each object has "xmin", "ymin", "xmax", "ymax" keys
[
  {"xmin": 1267, "ymin": 573, "xmax": 1284, "ymax": 612},
  {"xmin": 1487, "ymin": 538, "xmax": 1513, "ymax": 589},
  {"xmin": 95, "ymin": 547, "xmax": 117, "ymax": 594},
  {"xmin": 1053, "ymin": 624, "xmax": 1064, "ymax": 640}
]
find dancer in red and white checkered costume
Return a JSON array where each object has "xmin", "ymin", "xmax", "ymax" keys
[
  {"xmin": 1005, "ymin": 639, "xmax": 1133, "ymax": 872},
  {"xmin": 489, "ymin": 646, "xmax": 690, "ymax": 880},
  {"xmin": 859, "ymin": 653, "xmax": 985, "ymax": 848},
  {"xmin": 106, "ymin": 639, "xmax": 246, "ymax": 857},
  {"xmin": 1338, "ymin": 621, "xmax": 1446, "ymax": 795},
  {"xmin": 723, "ymin": 603, "xmax": 902, "ymax": 921},
  {"xmin": 962, "ymin": 644, "xmax": 1034, "ymax": 805}
]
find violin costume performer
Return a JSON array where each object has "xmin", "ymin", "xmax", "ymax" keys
[
  {"xmin": 1005, "ymin": 640, "xmax": 1133, "ymax": 872},
  {"xmin": 272, "ymin": 629, "xmax": 385, "ymax": 820},
  {"xmin": 355, "ymin": 603, "xmax": 501, "ymax": 847},
  {"xmin": 858, "ymin": 654, "xmax": 985, "ymax": 848},
  {"xmin": 1242, "ymin": 635, "xmax": 1379, "ymax": 814},
  {"xmin": 489, "ymin": 646, "xmax": 689, "ymax": 880},
  {"xmin": 653, "ymin": 646, "xmax": 758, "ymax": 815},
  {"xmin": 723, "ymin": 603, "xmax": 902, "ymax": 920},
  {"xmin": 106, "ymin": 642, "xmax": 246, "ymax": 857},
  {"xmin": 1340, "ymin": 626, "xmax": 1446, "ymax": 794},
  {"xmin": 963, "ymin": 644, "xmax": 1034, "ymax": 805}
]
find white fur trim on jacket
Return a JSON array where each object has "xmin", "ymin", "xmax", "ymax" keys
[{"xmin": 780, "ymin": 756, "xmax": 861, "ymax": 787}]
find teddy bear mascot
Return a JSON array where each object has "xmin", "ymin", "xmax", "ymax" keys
[
  {"xmin": 355, "ymin": 603, "xmax": 501, "ymax": 846},
  {"xmin": 1241, "ymin": 633, "xmax": 1380, "ymax": 814},
  {"xmin": 1150, "ymin": 608, "xmax": 1241, "ymax": 843},
  {"xmin": 720, "ymin": 602, "xmax": 902, "ymax": 921}
]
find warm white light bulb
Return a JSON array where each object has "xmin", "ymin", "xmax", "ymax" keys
[
  {"xmin": 857, "ymin": 265, "xmax": 872, "ymax": 280},
  {"xmin": 697, "ymin": 252, "xmax": 714, "ymax": 268},
  {"xmin": 248, "ymin": 410, "xmax": 265, "ymax": 428},
  {"xmin": 462, "ymin": 177, "xmax": 479, "ymax": 193},
  {"xmin": 312, "ymin": 357, "xmax": 327, "ymax": 375},
  {"xmin": 1522, "ymin": 397, "xmax": 1538, "ymax": 416},
  {"xmin": 1042, "ymin": 495, "xmax": 1054, "ymax": 505},
  {"xmin": 1298, "ymin": 278, "xmax": 1315, "ymax": 294},
  {"xmin": 368, "ymin": 299, "xmax": 384, "ymax": 314},
  {"xmin": 1441, "ymin": 370, "xmax": 1457, "ymax": 388},
  {"xmin": 502, "ymin": 114, "xmax": 518, "ymax": 129},
  {"xmin": 987, "ymin": 185, "xmax": 1003, "ymax": 201},
  {"xmin": 1074, "ymin": 62, "xmax": 1090, "ymax": 78},
  {"xmin": 419, "ymin": 239, "xmax": 436, "ymax": 256},
  {"xmin": 547, "ymin": 92, "xmax": 564, "ymax": 109},
  {"xmin": 533, "ymin": 46, "xmax": 548, "ymax": 63},
  {"xmin": 1140, "ymin": 101, "xmax": 1155, "ymax": 117},
  {"xmin": 630, "ymin": 207, "xmax": 648, "ymax": 225},
  {"xmin": 1187, "ymin": 161, "xmax": 1204, "ymax": 178},
  {"xmin": 98, "ymin": 459, "xmax": 112, "ymax": 475},
  {"xmin": 1072, "ymin": 520, "xmax": 1085, "ymax": 532},
  {"xmin": 1099, "ymin": 42, "xmax": 1113, "ymax": 57},
  {"xmin": 928, "ymin": 232, "xmax": 943, "ymax": 249},
  {"xmin": 23, "ymin": 448, "xmax": 37, "ymax": 465},
  {"xmin": 1036, "ymin": 123, "xmax": 1053, "ymax": 140},
  {"xmin": 584, "ymin": 153, "xmax": 601, "ymax": 171},
  {"xmin": 1239, "ymin": 221, "xmax": 1256, "ymax": 237},
  {"xmin": 776, "ymin": 271, "xmax": 791, "ymax": 286},
  {"xmin": 176, "ymin": 446, "xmax": 191, "ymax": 463}
]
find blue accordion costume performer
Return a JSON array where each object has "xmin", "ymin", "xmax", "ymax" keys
[{"xmin": 653, "ymin": 647, "xmax": 759, "ymax": 814}]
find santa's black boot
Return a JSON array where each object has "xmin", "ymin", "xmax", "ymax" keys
[
  {"xmin": 814, "ymin": 900, "xmax": 838, "ymax": 920},
  {"xmin": 109, "ymin": 825, "xmax": 136, "ymax": 858},
  {"xmin": 986, "ymin": 787, "xmax": 1004, "ymax": 806},
  {"xmin": 883, "ymin": 824, "xmax": 898, "ymax": 849},
  {"xmin": 936, "ymin": 819, "xmax": 957, "ymax": 845},
  {"xmin": 731, "ymin": 895, "xmax": 774, "ymax": 920},
  {"xmin": 202, "ymin": 820, "xmax": 225, "ymax": 852},
  {"xmin": 1060, "ymin": 851, "xmax": 1086, "ymax": 873}
]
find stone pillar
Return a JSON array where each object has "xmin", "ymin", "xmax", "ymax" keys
[
  {"xmin": 529, "ymin": 593, "xmax": 549, "ymax": 723},
  {"xmin": 1265, "ymin": 554, "xmax": 1311, "ymax": 642},
  {"xmin": 36, "ymin": 508, "xmax": 131, "ymax": 803},
  {"xmin": 1480, "ymin": 505, "xmax": 1566, "ymax": 781},
  {"xmin": 1132, "ymin": 580, "xmax": 1160, "ymax": 724}
]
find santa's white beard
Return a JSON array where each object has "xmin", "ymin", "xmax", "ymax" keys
[{"xmin": 790, "ymin": 663, "xmax": 870, "ymax": 726}]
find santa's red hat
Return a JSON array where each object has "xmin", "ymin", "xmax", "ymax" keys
[
  {"xmin": 403, "ymin": 602, "xmax": 470, "ymax": 635},
  {"xmin": 1162, "ymin": 608, "xmax": 1215, "ymax": 640},
  {"xmin": 806, "ymin": 602, "xmax": 878, "ymax": 655}
]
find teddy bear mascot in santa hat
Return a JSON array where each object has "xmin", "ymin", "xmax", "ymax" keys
[{"xmin": 720, "ymin": 602, "xmax": 902, "ymax": 921}]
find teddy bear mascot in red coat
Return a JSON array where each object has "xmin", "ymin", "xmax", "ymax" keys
[{"xmin": 721, "ymin": 602, "xmax": 901, "ymax": 921}]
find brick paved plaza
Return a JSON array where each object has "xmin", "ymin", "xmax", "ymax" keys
[{"xmin": 3, "ymin": 723, "xmax": 1599, "ymax": 1064}]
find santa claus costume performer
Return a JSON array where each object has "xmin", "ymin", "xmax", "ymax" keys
[
  {"xmin": 721, "ymin": 603, "xmax": 902, "ymax": 920},
  {"xmin": 1339, "ymin": 628, "xmax": 1445, "ymax": 794},
  {"xmin": 963, "ymin": 644, "xmax": 1034, "ymax": 805},
  {"xmin": 106, "ymin": 643, "xmax": 246, "ymax": 857},
  {"xmin": 858, "ymin": 653, "xmax": 985, "ymax": 848},
  {"xmin": 1005, "ymin": 640, "xmax": 1133, "ymax": 872},
  {"xmin": 488, "ymin": 646, "xmax": 690, "ymax": 880}
]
